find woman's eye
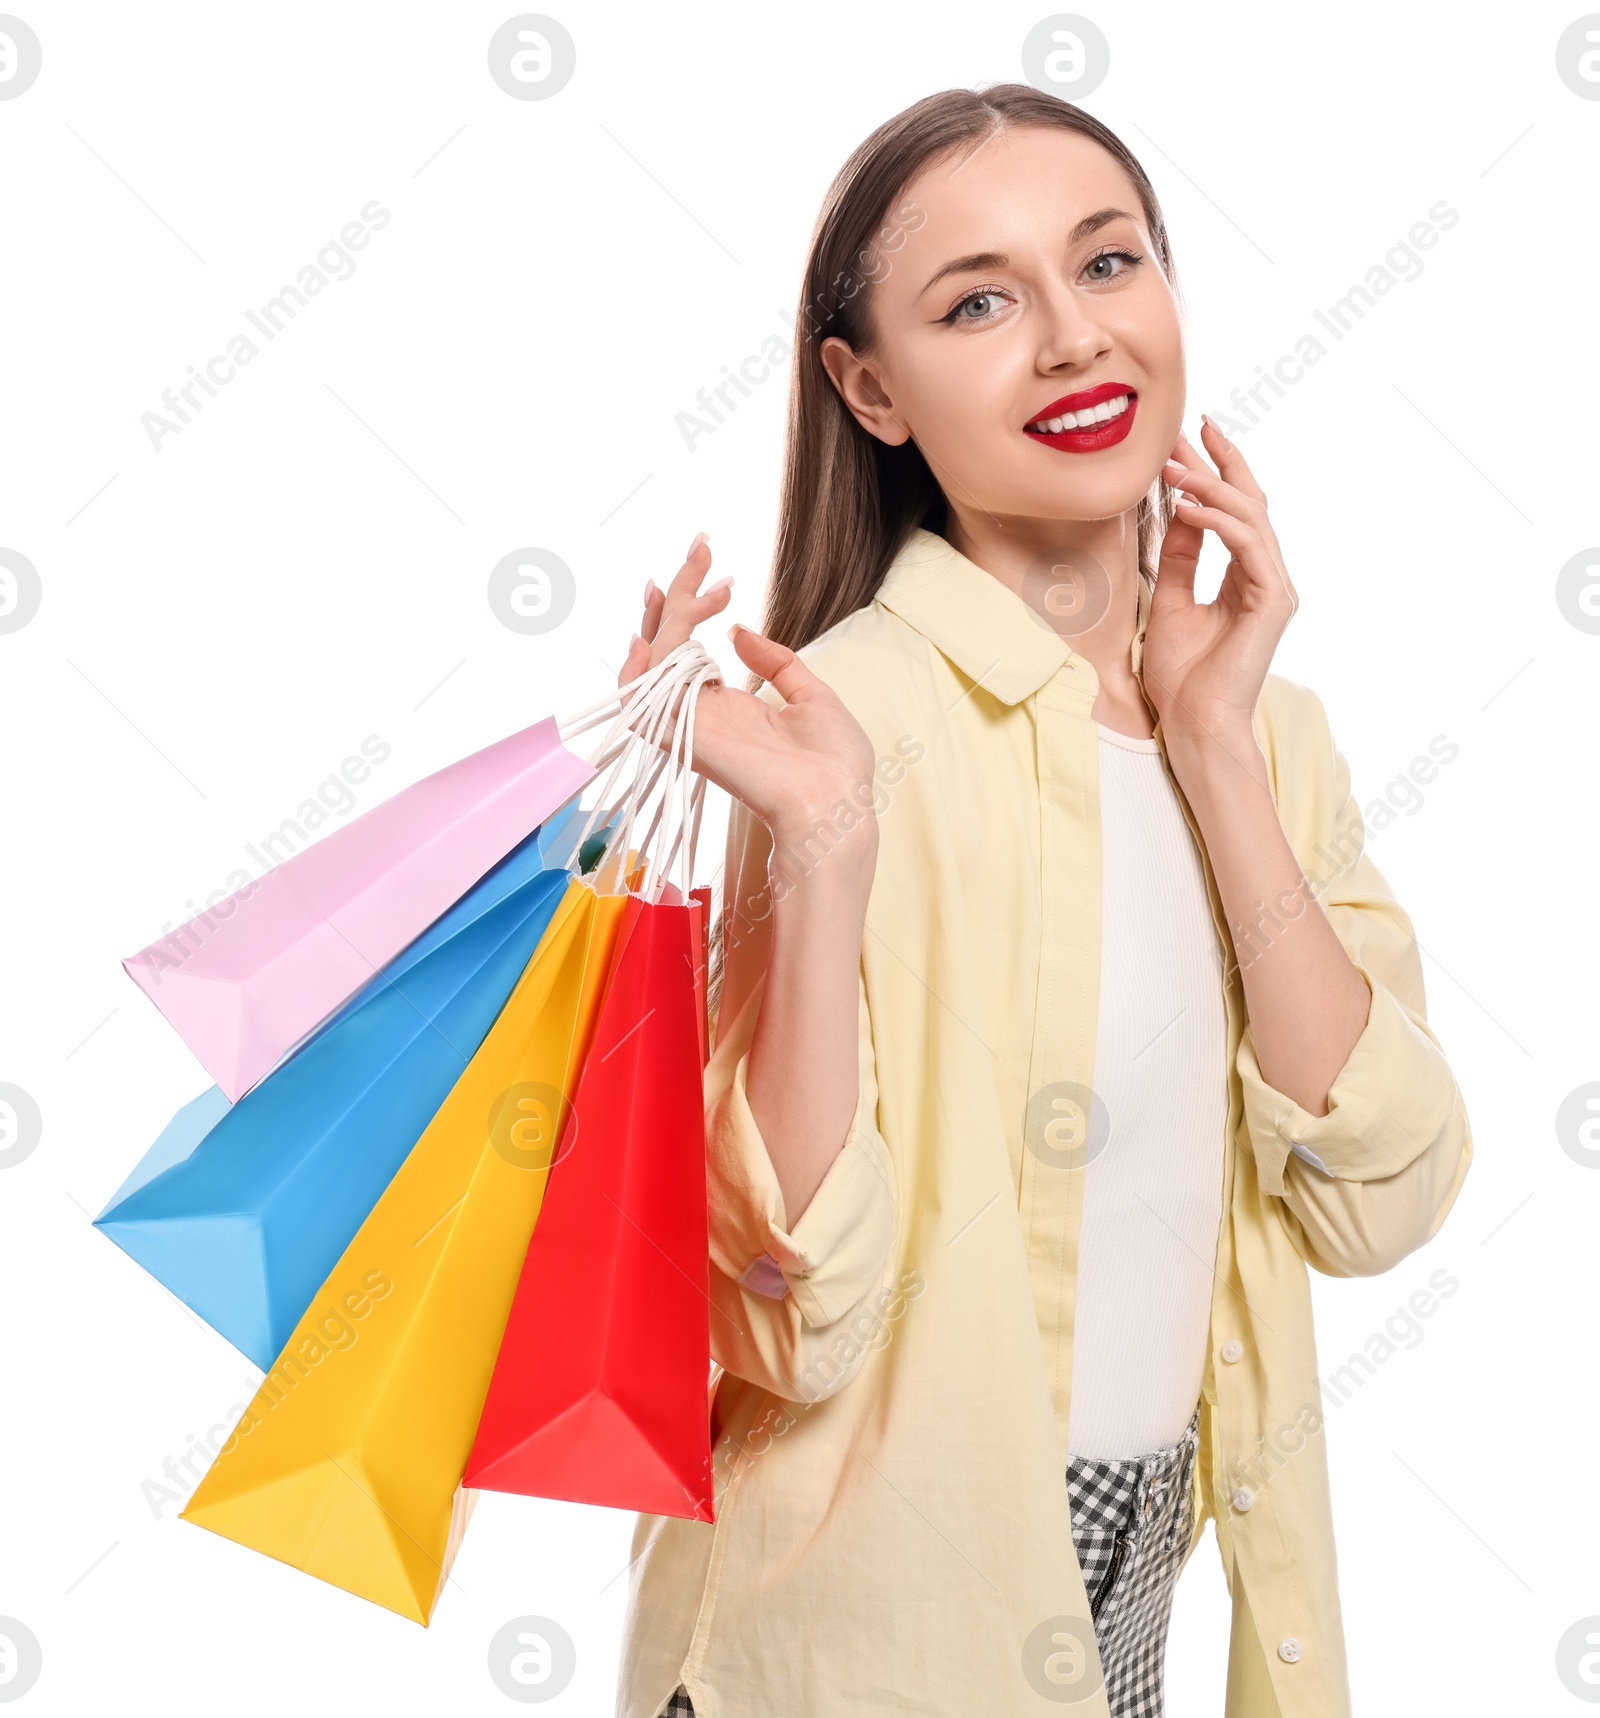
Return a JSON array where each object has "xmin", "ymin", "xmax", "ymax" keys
[
  {"xmin": 1084, "ymin": 248, "xmax": 1141, "ymax": 282},
  {"xmin": 944, "ymin": 289, "xmax": 1010, "ymax": 324}
]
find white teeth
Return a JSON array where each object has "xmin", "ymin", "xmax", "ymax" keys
[{"xmin": 1030, "ymin": 392, "xmax": 1131, "ymax": 433}]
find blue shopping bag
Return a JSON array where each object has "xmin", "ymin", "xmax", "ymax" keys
[{"xmin": 94, "ymin": 798, "xmax": 604, "ymax": 1368}]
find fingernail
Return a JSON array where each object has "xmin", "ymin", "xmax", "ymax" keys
[
  {"xmin": 687, "ymin": 530, "xmax": 708, "ymax": 556},
  {"xmin": 1163, "ymin": 459, "xmax": 1186, "ymax": 478},
  {"xmin": 1176, "ymin": 496, "xmax": 1202, "ymax": 510},
  {"xmin": 726, "ymin": 622, "xmax": 743, "ymax": 639},
  {"xmin": 706, "ymin": 575, "xmax": 733, "ymax": 593},
  {"xmin": 643, "ymin": 578, "xmax": 658, "ymax": 603},
  {"xmin": 629, "ymin": 632, "xmax": 645, "ymax": 649}
]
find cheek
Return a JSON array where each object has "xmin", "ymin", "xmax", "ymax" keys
[
  {"xmin": 1091, "ymin": 304, "xmax": 1182, "ymax": 445},
  {"xmin": 893, "ymin": 335, "xmax": 1030, "ymax": 453},
  {"xmin": 1123, "ymin": 299, "xmax": 1185, "ymax": 399}
]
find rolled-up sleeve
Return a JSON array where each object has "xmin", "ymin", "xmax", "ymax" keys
[
  {"xmin": 707, "ymin": 973, "xmax": 894, "ymax": 1321},
  {"xmin": 1236, "ymin": 690, "xmax": 1473, "ymax": 1276},
  {"xmin": 700, "ymin": 799, "xmax": 896, "ymax": 1402}
]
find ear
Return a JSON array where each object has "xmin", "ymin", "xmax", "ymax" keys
[{"xmin": 819, "ymin": 335, "xmax": 911, "ymax": 448}]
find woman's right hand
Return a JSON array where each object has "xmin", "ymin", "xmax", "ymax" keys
[{"xmin": 617, "ymin": 533, "xmax": 879, "ymax": 851}]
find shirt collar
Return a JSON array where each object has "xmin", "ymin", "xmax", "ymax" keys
[{"xmin": 872, "ymin": 527, "xmax": 1153, "ymax": 707}]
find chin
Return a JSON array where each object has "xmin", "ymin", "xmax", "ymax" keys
[{"xmin": 1035, "ymin": 475, "xmax": 1154, "ymax": 523}]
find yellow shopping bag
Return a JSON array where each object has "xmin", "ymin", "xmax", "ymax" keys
[{"xmin": 181, "ymin": 875, "xmax": 629, "ymax": 1624}]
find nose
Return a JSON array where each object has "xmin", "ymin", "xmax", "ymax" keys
[{"xmin": 1032, "ymin": 277, "xmax": 1113, "ymax": 375}]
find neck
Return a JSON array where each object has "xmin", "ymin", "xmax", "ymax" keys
[{"xmin": 940, "ymin": 503, "xmax": 1151, "ymax": 730}]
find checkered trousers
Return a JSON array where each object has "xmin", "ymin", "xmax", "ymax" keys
[
  {"xmin": 1065, "ymin": 1402, "xmax": 1202, "ymax": 1717},
  {"xmin": 661, "ymin": 1402, "xmax": 1200, "ymax": 1717}
]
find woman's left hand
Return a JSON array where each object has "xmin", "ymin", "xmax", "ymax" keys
[{"xmin": 1141, "ymin": 417, "xmax": 1298, "ymax": 753}]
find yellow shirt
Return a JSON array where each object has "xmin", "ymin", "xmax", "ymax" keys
[{"xmin": 616, "ymin": 527, "xmax": 1473, "ymax": 1718}]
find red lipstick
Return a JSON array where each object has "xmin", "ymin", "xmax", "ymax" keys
[{"xmin": 1024, "ymin": 382, "xmax": 1137, "ymax": 453}]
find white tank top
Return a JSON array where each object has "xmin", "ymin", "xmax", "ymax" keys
[{"xmin": 1065, "ymin": 720, "xmax": 1230, "ymax": 1461}]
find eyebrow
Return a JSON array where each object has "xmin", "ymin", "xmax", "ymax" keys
[{"xmin": 919, "ymin": 207, "xmax": 1140, "ymax": 297}]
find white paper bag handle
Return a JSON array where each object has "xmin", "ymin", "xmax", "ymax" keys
[
  {"xmin": 607, "ymin": 650, "xmax": 700, "ymax": 876},
  {"xmin": 551, "ymin": 639, "xmax": 722, "ymax": 896},
  {"xmin": 651, "ymin": 656, "xmax": 719, "ymax": 901},
  {"xmin": 624, "ymin": 647, "xmax": 721, "ymax": 901},
  {"xmin": 619, "ymin": 648, "xmax": 721, "ymax": 901},
  {"xmin": 554, "ymin": 643, "xmax": 704, "ymax": 870}
]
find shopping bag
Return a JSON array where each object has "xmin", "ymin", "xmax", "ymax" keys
[
  {"xmin": 180, "ymin": 874, "xmax": 631, "ymax": 1624},
  {"xmin": 94, "ymin": 820, "xmax": 576, "ymax": 1368},
  {"xmin": 463, "ymin": 886, "xmax": 714, "ymax": 1519},
  {"xmin": 122, "ymin": 717, "xmax": 597, "ymax": 1100},
  {"xmin": 464, "ymin": 646, "xmax": 720, "ymax": 1520},
  {"xmin": 690, "ymin": 883, "xmax": 711, "ymax": 1067}
]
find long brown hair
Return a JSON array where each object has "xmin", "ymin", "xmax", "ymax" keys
[{"xmin": 709, "ymin": 82, "xmax": 1182, "ymax": 1021}]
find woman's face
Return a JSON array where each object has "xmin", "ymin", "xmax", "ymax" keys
[{"xmin": 821, "ymin": 125, "xmax": 1184, "ymax": 530}]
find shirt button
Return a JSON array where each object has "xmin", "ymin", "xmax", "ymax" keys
[
  {"xmin": 1231, "ymin": 1486, "xmax": 1255, "ymax": 1512},
  {"xmin": 1220, "ymin": 1339, "xmax": 1244, "ymax": 1364},
  {"xmin": 1278, "ymin": 1637, "xmax": 1304, "ymax": 1663}
]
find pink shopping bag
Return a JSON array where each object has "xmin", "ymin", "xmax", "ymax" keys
[{"xmin": 122, "ymin": 720, "xmax": 595, "ymax": 1100}]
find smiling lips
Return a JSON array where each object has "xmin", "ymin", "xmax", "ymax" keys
[{"xmin": 1024, "ymin": 382, "xmax": 1137, "ymax": 452}]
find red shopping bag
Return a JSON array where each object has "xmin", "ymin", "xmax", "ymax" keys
[
  {"xmin": 463, "ymin": 885, "xmax": 713, "ymax": 1520},
  {"xmin": 690, "ymin": 883, "xmax": 711, "ymax": 1068}
]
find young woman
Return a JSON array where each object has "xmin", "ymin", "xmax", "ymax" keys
[{"xmin": 610, "ymin": 84, "xmax": 1472, "ymax": 1718}]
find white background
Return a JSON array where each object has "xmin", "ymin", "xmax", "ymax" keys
[{"xmin": 2, "ymin": 1, "xmax": 1597, "ymax": 1713}]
